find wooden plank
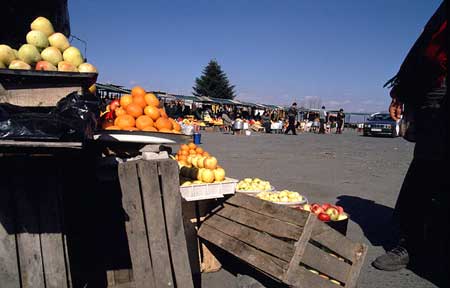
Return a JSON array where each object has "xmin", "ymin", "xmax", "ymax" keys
[
  {"xmin": 198, "ymin": 224, "xmax": 286, "ymax": 279},
  {"xmin": 227, "ymin": 193, "xmax": 308, "ymax": 226},
  {"xmin": 0, "ymin": 159, "xmax": 20, "ymax": 288},
  {"xmin": 159, "ymin": 159, "xmax": 194, "ymax": 288},
  {"xmin": 284, "ymin": 213, "xmax": 315, "ymax": 285},
  {"xmin": 204, "ymin": 214, "xmax": 295, "ymax": 262},
  {"xmin": 288, "ymin": 266, "xmax": 340, "ymax": 288},
  {"xmin": 137, "ymin": 160, "xmax": 174, "ymax": 287},
  {"xmin": 114, "ymin": 269, "xmax": 133, "ymax": 284},
  {"xmin": 118, "ymin": 161, "xmax": 155, "ymax": 288},
  {"xmin": 301, "ymin": 243, "xmax": 351, "ymax": 284},
  {"xmin": 343, "ymin": 243, "xmax": 367, "ymax": 288},
  {"xmin": 39, "ymin": 162, "xmax": 68, "ymax": 288},
  {"xmin": 217, "ymin": 203, "xmax": 301, "ymax": 240},
  {"xmin": 107, "ymin": 271, "xmax": 116, "ymax": 286},
  {"xmin": 311, "ymin": 222, "xmax": 362, "ymax": 263}
]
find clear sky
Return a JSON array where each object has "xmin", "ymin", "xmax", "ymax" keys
[{"xmin": 69, "ymin": 0, "xmax": 442, "ymax": 112}]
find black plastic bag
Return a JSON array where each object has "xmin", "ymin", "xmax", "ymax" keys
[{"xmin": 0, "ymin": 91, "xmax": 100, "ymax": 141}]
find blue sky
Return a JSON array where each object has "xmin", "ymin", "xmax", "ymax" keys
[{"xmin": 69, "ymin": 0, "xmax": 442, "ymax": 112}]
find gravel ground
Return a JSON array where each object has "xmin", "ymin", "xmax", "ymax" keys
[{"xmin": 198, "ymin": 129, "xmax": 440, "ymax": 288}]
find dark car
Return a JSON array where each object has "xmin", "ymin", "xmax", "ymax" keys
[{"xmin": 363, "ymin": 112, "xmax": 400, "ymax": 137}]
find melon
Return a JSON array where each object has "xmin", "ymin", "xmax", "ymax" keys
[
  {"xmin": 41, "ymin": 47, "xmax": 62, "ymax": 66},
  {"xmin": 9, "ymin": 60, "xmax": 31, "ymax": 70},
  {"xmin": 30, "ymin": 16, "xmax": 54, "ymax": 37},
  {"xmin": 18, "ymin": 44, "xmax": 41, "ymax": 64},
  {"xmin": 63, "ymin": 46, "xmax": 84, "ymax": 67},
  {"xmin": 48, "ymin": 32, "xmax": 70, "ymax": 52},
  {"xmin": 58, "ymin": 61, "xmax": 77, "ymax": 72},
  {"xmin": 26, "ymin": 30, "xmax": 49, "ymax": 49},
  {"xmin": 78, "ymin": 63, "xmax": 97, "ymax": 73},
  {"xmin": 0, "ymin": 44, "xmax": 16, "ymax": 65}
]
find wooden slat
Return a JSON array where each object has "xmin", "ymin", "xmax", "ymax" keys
[
  {"xmin": 198, "ymin": 224, "xmax": 286, "ymax": 279},
  {"xmin": 159, "ymin": 160, "xmax": 194, "ymax": 288},
  {"xmin": 217, "ymin": 203, "xmax": 301, "ymax": 240},
  {"xmin": 227, "ymin": 193, "xmax": 308, "ymax": 226},
  {"xmin": 311, "ymin": 222, "xmax": 362, "ymax": 263},
  {"xmin": 288, "ymin": 266, "xmax": 340, "ymax": 288},
  {"xmin": 14, "ymin": 171, "xmax": 45, "ymax": 288},
  {"xmin": 204, "ymin": 214, "xmax": 294, "ymax": 262},
  {"xmin": 114, "ymin": 269, "xmax": 133, "ymax": 284},
  {"xmin": 343, "ymin": 243, "xmax": 367, "ymax": 288},
  {"xmin": 39, "ymin": 163, "xmax": 68, "ymax": 288},
  {"xmin": 118, "ymin": 162, "xmax": 155, "ymax": 288},
  {"xmin": 137, "ymin": 161, "xmax": 174, "ymax": 287},
  {"xmin": 285, "ymin": 213, "xmax": 315, "ymax": 285},
  {"xmin": 0, "ymin": 159, "xmax": 20, "ymax": 288},
  {"xmin": 301, "ymin": 243, "xmax": 351, "ymax": 284}
]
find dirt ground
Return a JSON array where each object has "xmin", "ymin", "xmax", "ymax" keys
[{"xmin": 198, "ymin": 129, "xmax": 440, "ymax": 288}]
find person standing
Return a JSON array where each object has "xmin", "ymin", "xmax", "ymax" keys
[
  {"xmin": 285, "ymin": 102, "xmax": 298, "ymax": 135},
  {"xmin": 372, "ymin": 3, "xmax": 447, "ymax": 287},
  {"xmin": 336, "ymin": 109, "xmax": 345, "ymax": 134},
  {"xmin": 318, "ymin": 106, "xmax": 327, "ymax": 134},
  {"xmin": 261, "ymin": 111, "xmax": 271, "ymax": 134}
]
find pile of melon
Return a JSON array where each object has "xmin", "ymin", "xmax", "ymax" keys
[
  {"xmin": 0, "ymin": 16, "xmax": 97, "ymax": 73},
  {"xmin": 103, "ymin": 86, "xmax": 182, "ymax": 133}
]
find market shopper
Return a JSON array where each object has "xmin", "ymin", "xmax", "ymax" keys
[
  {"xmin": 372, "ymin": 3, "xmax": 448, "ymax": 287},
  {"xmin": 261, "ymin": 111, "xmax": 271, "ymax": 133},
  {"xmin": 285, "ymin": 102, "xmax": 298, "ymax": 135},
  {"xmin": 318, "ymin": 106, "xmax": 327, "ymax": 134},
  {"xmin": 336, "ymin": 109, "xmax": 345, "ymax": 134}
]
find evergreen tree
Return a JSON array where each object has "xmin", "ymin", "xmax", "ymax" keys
[{"xmin": 193, "ymin": 60, "xmax": 235, "ymax": 99}]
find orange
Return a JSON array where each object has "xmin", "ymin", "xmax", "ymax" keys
[
  {"xmin": 159, "ymin": 108, "xmax": 168, "ymax": 118},
  {"xmin": 188, "ymin": 143, "xmax": 197, "ymax": 150},
  {"xmin": 115, "ymin": 107, "xmax": 127, "ymax": 117},
  {"xmin": 131, "ymin": 86, "xmax": 146, "ymax": 98},
  {"xmin": 115, "ymin": 115, "xmax": 136, "ymax": 129},
  {"xmin": 126, "ymin": 103, "xmax": 144, "ymax": 118},
  {"xmin": 203, "ymin": 151, "xmax": 210, "ymax": 157},
  {"xmin": 133, "ymin": 94, "xmax": 147, "ymax": 108},
  {"xmin": 120, "ymin": 94, "xmax": 133, "ymax": 108},
  {"xmin": 122, "ymin": 126, "xmax": 139, "ymax": 131},
  {"xmin": 169, "ymin": 118, "xmax": 181, "ymax": 131},
  {"xmin": 195, "ymin": 147, "xmax": 204, "ymax": 154},
  {"xmin": 180, "ymin": 144, "xmax": 189, "ymax": 151},
  {"xmin": 181, "ymin": 150, "xmax": 189, "ymax": 156},
  {"xmin": 158, "ymin": 128, "xmax": 172, "ymax": 133},
  {"xmin": 142, "ymin": 126, "xmax": 157, "ymax": 132},
  {"xmin": 155, "ymin": 117, "xmax": 173, "ymax": 131},
  {"xmin": 105, "ymin": 125, "xmax": 121, "ymax": 130},
  {"xmin": 189, "ymin": 149, "xmax": 197, "ymax": 155},
  {"xmin": 144, "ymin": 106, "xmax": 161, "ymax": 121},
  {"xmin": 175, "ymin": 155, "xmax": 179, "ymax": 161},
  {"xmin": 178, "ymin": 155, "xmax": 187, "ymax": 161},
  {"xmin": 172, "ymin": 130, "xmax": 181, "ymax": 134},
  {"xmin": 136, "ymin": 115, "xmax": 154, "ymax": 130},
  {"xmin": 144, "ymin": 93, "xmax": 160, "ymax": 107}
]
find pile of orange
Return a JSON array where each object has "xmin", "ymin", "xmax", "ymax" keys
[
  {"xmin": 105, "ymin": 85, "xmax": 182, "ymax": 133},
  {"xmin": 175, "ymin": 143, "xmax": 210, "ymax": 164}
]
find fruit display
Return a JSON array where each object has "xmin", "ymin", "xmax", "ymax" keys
[
  {"xmin": 298, "ymin": 203, "xmax": 348, "ymax": 222},
  {"xmin": 236, "ymin": 178, "xmax": 272, "ymax": 192},
  {"xmin": 0, "ymin": 17, "xmax": 97, "ymax": 73},
  {"xmin": 175, "ymin": 143, "xmax": 226, "ymax": 184},
  {"xmin": 256, "ymin": 190, "xmax": 305, "ymax": 204},
  {"xmin": 101, "ymin": 86, "xmax": 182, "ymax": 133}
]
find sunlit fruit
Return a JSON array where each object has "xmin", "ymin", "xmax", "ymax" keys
[
  {"xmin": 181, "ymin": 144, "xmax": 189, "ymax": 151},
  {"xmin": 122, "ymin": 126, "xmax": 139, "ymax": 131},
  {"xmin": 172, "ymin": 130, "xmax": 181, "ymax": 134},
  {"xmin": 136, "ymin": 115, "xmax": 154, "ymax": 130},
  {"xmin": 115, "ymin": 114, "xmax": 136, "ymax": 129},
  {"xmin": 40, "ymin": 47, "xmax": 62, "ymax": 66},
  {"xmin": 35, "ymin": 61, "xmax": 56, "ymax": 71},
  {"xmin": 197, "ymin": 156, "xmax": 206, "ymax": 168},
  {"xmin": 63, "ymin": 46, "xmax": 83, "ymax": 67},
  {"xmin": 115, "ymin": 107, "xmax": 127, "ymax": 117},
  {"xmin": 144, "ymin": 106, "xmax": 160, "ymax": 121},
  {"xmin": 57, "ymin": 61, "xmax": 77, "ymax": 72},
  {"xmin": 142, "ymin": 126, "xmax": 157, "ymax": 132},
  {"xmin": 159, "ymin": 108, "xmax": 168, "ymax": 118},
  {"xmin": 191, "ymin": 156, "xmax": 199, "ymax": 167},
  {"xmin": 201, "ymin": 169, "xmax": 215, "ymax": 183},
  {"xmin": 214, "ymin": 168, "xmax": 226, "ymax": 182},
  {"xmin": 197, "ymin": 168, "xmax": 206, "ymax": 181},
  {"xmin": 131, "ymin": 86, "xmax": 146, "ymax": 98},
  {"xmin": 48, "ymin": 32, "xmax": 70, "ymax": 52},
  {"xmin": 126, "ymin": 103, "xmax": 143, "ymax": 118},
  {"xmin": 105, "ymin": 125, "xmax": 121, "ymax": 130},
  {"xmin": 188, "ymin": 143, "xmax": 197, "ymax": 149},
  {"xmin": 18, "ymin": 44, "xmax": 41, "ymax": 64},
  {"xmin": 204, "ymin": 157, "xmax": 218, "ymax": 170},
  {"xmin": 0, "ymin": 45, "xmax": 16, "ymax": 66},
  {"xmin": 30, "ymin": 16, "xmax": 54, "ymax": 37},
  {"xmin": 133, "ymin": 94, "xmax": 147, "ymax": 108},
  {"xmin": 181, "ymin": 150, "xmax": 189, "ymax": 156},
  {"xmin": 78, "ymin": 63, "xmax": 98, "ymax": 73},
  {"xmin": 203, "ymin": 151, "xmax": 210, "ymax": 157},
  {"xmin": 195, "ymin": 147, "xmax": 204, "ymax": 154},
  {"xmin": 158, "ymin": 128, "xmax": 173, "ymax": 133},
  {"xmin": 189, "ymin": 149, "xmax": 197, "ymax": 155},
  {"xmin": 120, "ymin": 94, "xmax": 133, "ymax": 108},
  {"xmin": 26, "ymin": 30, "xmax": 49, "ymax": 49},
  {"xmin": 144, "ymin": 93, "xmax": 160, "ymax": 107},
  {"xmin": 178, "ymin": 155, "xmax": 187, "ymax": 162},
  {"xmin": 155, "ymin": 117, "xmax": 173, "ymax": 131},
  {"xmin": 172, "ymin": 121, "xmax": 181, "ymax": 132},
  {"xmin": 9, "ymin": 60, "xmax": 31, "ymax": 70}
]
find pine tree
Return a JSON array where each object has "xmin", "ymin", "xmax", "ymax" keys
[{"xmin": 193, "ymin": 60, "xmax": 235, "ymax": 99}]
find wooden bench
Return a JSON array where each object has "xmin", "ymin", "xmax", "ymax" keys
[
  {"xmin": 198, "ymin": 193, "xmax": 368, "ymax": 288},
  {"xmin": 118, "ymin": 159, "xmax": 196, "ymax": 288}
]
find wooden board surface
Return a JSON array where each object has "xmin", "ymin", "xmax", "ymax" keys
[
  {"xmin": 159, "ymin": 160, "xmax": 194, "ymax": 288},
  {"xmin": 288, "ymin": 266, "xmax": 340, "ymax": 288},
  {"xmin": 118, "ymin": 162, "xmax": 155, "ymax": 288},
  {"xmin": 217, "ymin": 203, "xmax": 301, "ymax": 240},
  {"xmin": 137, "ymin": 161, "xmax": 174, "ymax": 287},
  {"xmin": 227, "ymin": 193, "xmax": 308, "ymax": 226}
]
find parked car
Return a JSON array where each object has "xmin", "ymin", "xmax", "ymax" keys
[{"xmin": 363, "ymin": 112, "xmax": 400, "ymax": 137}]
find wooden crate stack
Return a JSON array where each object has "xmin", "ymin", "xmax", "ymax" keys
[{"xmin": 198, "ymin": 193, "xmax": 368, "ymax": 288}]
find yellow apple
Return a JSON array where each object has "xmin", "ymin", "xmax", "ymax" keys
[
  {"xmin": 201, "ymin": 169, "xmax": 215, "ymax": 183},
  {"xmin": 204, "ymin": 156, "xmax": 218, "ymax": 170},
  {"xmin": 197, "ymin": 156, "xmax": 206, "ymax": 168},
  {"xmin": 214, "ymin": 168, "xmax": 225, "ymax": 182},
  {"xmin": 30, "ymin": 16, "xmax": 54, "ymax": 37},
  {"xmin": 197, "ymin": 168, "xmax": 206, "ymax": 181}
]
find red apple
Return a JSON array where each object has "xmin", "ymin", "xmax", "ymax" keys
[
  {"xmin": 321, "ymin": 203, "xmax": 332, "ymax": 211},
  {"xmin": 109, "ymin": 99, "xmax": 120, "ymax": 111},
  {"xmin": 325, "ymin": 207, "xmax": 340, "ymax": 221},
  {"xmin": 335, "ymin": 205, "xmax": 344, "ymax": 215},
  {"xmin": 310, "ymin": 204, "xmax": 324, "ymax": 215},
  {"xmin": 318, "ymin": 213, "xmax": 331, "ymax": 222}
]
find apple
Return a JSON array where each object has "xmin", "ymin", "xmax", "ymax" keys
[
  {"xmin": 35, "ymin": 60, "xmax": 57, "ymax": 71},
  {"xmin": 325, "ymin": 207, "xmax": 340, "ymax": 221},
  {"xmin": 197, "ymin": 168, "xmax": 206, "ymax": 181},
  {"xmin": 321, "ymin": 203, "xmax": 332, "ymax": 211},
  {"xmin": 57, "ymin": 61, "xmax": 77, "ymax": 72},
  {"xmin": 302, "ymin": 204, "xmax": 311, "ymax": 212},
  {"xmin": 197, "ymin": 156, "xmax": 206, "ymax": 168},
  {"xmin": 335, "ymin": 205, "xmax": 344, "ymax": 215},
  {"xmin": 201, "ymin": 169, "xmax": 215, "ymax": 183},
  {"xmin": 337, "ymin": 214, "xmax": 348, "ymax": 221},
  {"xmin": 203, "ymin": 156, "xmax": 218, "ymax": 170},
  {"xmin": 318, "ymin": 213, "xmax": 331, "ymax": 222},
  {"xmin": 214, "ymin": 167, "xmax": 225, "ymax": 182},
  {"xmin": 311, "ymin": 204, "xmax": 324, "ymax": 215},
  {"xmin": 109, "ymin": 99, "xmax": 120, "ymax": 111}
]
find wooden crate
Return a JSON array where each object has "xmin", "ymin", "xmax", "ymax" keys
[
  {"xmin": 198, "ymin": 193, "xmax": 368, "ymax": 288},
  {"xmin": 118, "ymin": 159, "xmax": 197, "ymax": 288}
]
